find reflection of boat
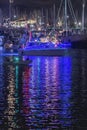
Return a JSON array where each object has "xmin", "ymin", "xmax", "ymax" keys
[
  {"xmin": 4, "ymin": 57, "xmax": 32, "ymax": 65},
  {"xmin": 4, "ymin": 60, "xmax": 32, "ymax": 65}
]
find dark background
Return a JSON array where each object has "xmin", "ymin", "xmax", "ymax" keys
[{"xmin": 0, "ymin": 0, "xmax": 83, "ymax": 8}]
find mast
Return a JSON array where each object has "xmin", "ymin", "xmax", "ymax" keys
[
  {"xmin": 9, "ymin": 0, "xmax": 14, "ymax": 21},
  {"xmin": 41, "ymin": 8, "xmax": 44, "ymax": 27},
  {"xmin": 46, "ymin": 9, "xmax": 48, "ymax": 26},
  {"xmin": 64, "ymin": 0, "xmax": 68, "ymax": 36},
  {"xmin": 53, "ymin": 3, "xmax": 56, "ymax": 31},
  {"xmin": 82, "ymin": 0, "xmax": 85, "ymax": 31},
  {"xmin": 0, "ymin": 9, "xmax": 3, "ymax": 24}
]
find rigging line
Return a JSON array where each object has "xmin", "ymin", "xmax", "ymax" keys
[
  {"xmin": 68, "ymin": 0, "xmax": 77, "ymax": 23},
  {"xmin": 80, "ymin": 0, "xmax": 86, "ymax": 5},
  {"xmin": 55, "ymin": 0, "xmax": 63, "ymax": 25},
  {"xmin": 68, "ymin": 0, "xmax": 75, "ymax": 21}
]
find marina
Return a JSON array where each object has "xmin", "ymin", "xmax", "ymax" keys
[{"xmin": 0, "ymin": 0, "xmax": 87, "ymax": 129}]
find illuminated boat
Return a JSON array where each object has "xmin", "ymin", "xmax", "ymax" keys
[
  {"xmin": 19, "ymin": 39, "xmax": 71, "ymax": 56},
  {"xmin": 19, "ymin": 30, "xmax": 71, "ymax": 56},
  {"xmin": 23, "ymin": 30, "xmax": 71, "ymax": 48}
]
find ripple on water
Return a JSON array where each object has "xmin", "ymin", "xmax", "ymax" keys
[{"xmin": 0, "ymin": 50, "xmax": 87, "ymax": 129}]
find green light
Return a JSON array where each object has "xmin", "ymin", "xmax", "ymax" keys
[{"xmin": 14, "ymin": 57, "xmax": 19, "ymax": 63}]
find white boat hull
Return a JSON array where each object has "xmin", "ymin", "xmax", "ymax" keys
[{"xmin": 19, "ymin": 48, "xmax": 72, "ymax": 56}]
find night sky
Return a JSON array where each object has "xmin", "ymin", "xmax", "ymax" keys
[
  {"xmin": 0, "ymin": 0, "xmax": 86, "ymax": 20},
  {"xmin": 0, "ymin": 0, "xmax": 83, "ymax": 8}
]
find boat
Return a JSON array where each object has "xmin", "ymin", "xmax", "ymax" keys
[
  {"xmin": 19, "ymin": 30, "xmax": 71, "ymax": 56},
  {"xmin": 61, "ymin": 33, "xmax": 87, "ymax": 48},
  {"xmin": 18, "ymin": 27, "xmax": 72, "ymax": 56},
  {"xmin": 1, "ymin": 52, "xmax": 19, "ymax": 56},
  {"xmin": 55, "ymin": 0, "xmax": 87, "ymax": 48}
]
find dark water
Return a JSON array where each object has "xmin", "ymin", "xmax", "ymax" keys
[{"xmin": 0, "ymin": 49, "xmax": 87, "ymax": 130}]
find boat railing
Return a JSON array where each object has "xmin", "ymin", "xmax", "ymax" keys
[{"xmin": 24, "ymin": 41, "xmax": 71, "ymax": 50}]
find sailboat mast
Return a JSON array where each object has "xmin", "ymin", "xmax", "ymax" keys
[
  {"xmin": 82, "ymin": 0, "xmax": 85, "ymax": 31},
  {"xmin": 53, "ymin": 3, "xmax": 56, "ymax": 31},
  {"xmin": 64, "ymin": 0, "xmax": 68, "ymax": 35}
]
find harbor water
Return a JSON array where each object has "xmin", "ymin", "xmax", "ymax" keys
[{"xmin": 0, "ymin": 49, "xmax": 87, "ymax": 129}]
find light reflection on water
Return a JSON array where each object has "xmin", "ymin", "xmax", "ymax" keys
[{"xmin": 0, "ymin": 50, "xmax": 87, "ymax": 129}]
